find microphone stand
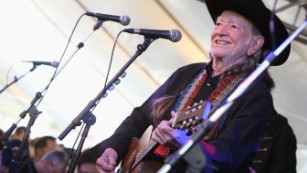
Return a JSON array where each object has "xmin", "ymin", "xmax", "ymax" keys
[
  {"xmin": 157, "ymin": 15, "xmax": 307, "ymax": 173},
  {"xmin": 8, "ymin": 92, "xmax": 42, "ymax": 173},
  {"xmin": 2, "ymin": 66, "xmax": 39, "ymax": 142},
  {"xmin": 4, "ymin": 17, "xmax": 103, "ymax": 173},
  {"xmin": 2, "ymin": 27, "xmax": 89, "ymax": 144},
  {"xmin": 3, "ymin": 18, "xmax": 103, "ymax": 141},
  {"xmin": 0, "ymin": 65, "xmax": 37, "ymax": 94},
  {"xmin": 59, "ymin": 36, "xmax": 157, "ymax": 173},
  {"xmin": 66, "ymin": 111, "xmax": 96, "ymax": 173},
  {"xmin": 42, "ymin": 19, "xmax": 103, "ymax": 92}
]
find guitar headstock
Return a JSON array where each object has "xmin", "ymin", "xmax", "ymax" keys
[{"xmin": 171, "ymin": 100, "xmax": 211, "ymax": 129}]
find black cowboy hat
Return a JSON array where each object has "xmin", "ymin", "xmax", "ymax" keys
[{"xmin": 201, "ymin": 0, "xmax": 290, "ymax": 66}]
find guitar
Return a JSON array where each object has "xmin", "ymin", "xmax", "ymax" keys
[{"xmin": 118, "ymin": 100, "xmax": 211, "ymax": 173}]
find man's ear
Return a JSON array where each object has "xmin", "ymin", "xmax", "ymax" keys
[{"xmin": 247, "ymin": 36, "xmax": 264, "ymax": 56}]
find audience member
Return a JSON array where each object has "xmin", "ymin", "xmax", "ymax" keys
[
  {"xmin": 0, "ymin": 139, "xmax": 21, "ymax": 173},
  {"xmin": 11, "ymin": 126, "xmax": 27, "ymax": 142},
  {"xmin": 34, "ymin": 136, "xmax": 59, "ymax": 162},
  {"xmin": 34, "ymin": 150, "xmax": 68, "ymax": 173},
  {"xmin": 78, "ymin": 148, "xmax": 98, "ymax": 173}
]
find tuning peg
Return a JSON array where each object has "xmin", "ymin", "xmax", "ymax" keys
[{"xmin": 190, "ymin": 126, "xmax": 196, "ymax": 132}]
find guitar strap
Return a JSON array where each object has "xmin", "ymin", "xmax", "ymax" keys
[
  {"xmin": 206, "ymin": 72, "xmax": 246, "ymax": 140},
  {"xmin": 154, "ymin": 64, "xmax": 247, "ymax": 158},
  {"xmin": 153, "ymin": 67, "xmax": 207, "ymax": 158}
]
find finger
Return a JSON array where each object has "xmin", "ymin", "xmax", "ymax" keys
[
  {"xmin": 171, "ymin": 110, "xmax": 178, "ymax": 117},
  {"xmin": 96, "ymin": 163, "xmax": 116, "ymax": 172},
  {"xmin": 106, "ymin": 155, "xmax": 117, "ymax": 167},
  {"xmin": 154, "ymin": 125, "xmax": 171, "ymax": 145},
  {"xmin": 96, "ymin": 156, "xmax": 116, "ymax": 172},
  {"xmin": 152, "ymin": 128, "xmax": 164, "ymax": 144}
]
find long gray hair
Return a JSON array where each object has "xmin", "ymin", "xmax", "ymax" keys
[{"xmin": 149, "ymin": 95, "xmax": 177, "ymax": 127}]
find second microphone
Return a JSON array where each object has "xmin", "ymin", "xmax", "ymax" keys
[{"xmin": 123, "ymin": 28, "xmax": 182, "ymax": 42}]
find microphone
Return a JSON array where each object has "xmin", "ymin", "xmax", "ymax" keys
[
  {"xmin": 85, "ymin": 12, "xmax": 130, "ymax": 26},
  {"xmin": 123, "ymin": 28, "xmax": 182, "ymax": 42},
  {"xmin": 23, "ymin": 61, "xmax": 59, "ymax": 68}
]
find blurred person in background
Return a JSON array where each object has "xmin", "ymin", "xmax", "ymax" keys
[
  {"xmin": 34, "ymin": 150, "xmax": 68, "ymax": 173},
  {"xmin": 33, "ymin": 135, "xmax": 59, "ymax": 162},
  {"xmin": 10, "ymin": 126, "xmax": 27, "ymax": 142},
  {"xmin": 78, "ymin": 148, "xmax": 98, "ymax": 173}
]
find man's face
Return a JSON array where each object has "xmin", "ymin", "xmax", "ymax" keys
[
  {"xmin": 35, "ymin": 160, "xmax": 66, "ymax": 173},
  {"xmin": 44, "ymin": 140, "xmax": 59, "ymax": 154},
  {"xmin": 210, "ymin": 10, "xmax": 258, "ymax": 61}
]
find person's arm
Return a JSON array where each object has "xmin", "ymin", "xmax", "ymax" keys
[
  {"xmin": 95, "ymin": 62, "xmax": 208, "ymax": 162},
  {"xmin": 200, "ymin": 82, "xmax": 274, "ymax": 171},
  {"xmin": 266, "ymin": 115, "xmax": 297, "ymax": 173}
]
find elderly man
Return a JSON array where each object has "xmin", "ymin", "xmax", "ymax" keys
[{"xmin": 94, "ymin": 0, "xmax": 292, "ymax": 172}]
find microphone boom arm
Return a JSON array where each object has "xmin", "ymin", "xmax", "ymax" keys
[
  {"xmin": 8, "ymin": 92, "xmax": 42, "ymax": 173},
  {"xmin": 58, "ymin": 36, "xmax": 157, "ymax": 140},
  {"xmin": 0, "ymin": 65, "xmax": 37, "ymax": 94}
]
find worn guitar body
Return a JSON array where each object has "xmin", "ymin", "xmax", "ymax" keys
[
  {"xmin": 118, "ymin": 100, "xmax": 211, "ymax": 173},
  {"xmin": 119, "ymin": 126, "xmax": 164, "ymax": 173}
]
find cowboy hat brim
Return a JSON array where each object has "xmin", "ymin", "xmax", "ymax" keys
[{"xmin": 202, "ymin": 0, "xmax": 290, "ymax": 66}]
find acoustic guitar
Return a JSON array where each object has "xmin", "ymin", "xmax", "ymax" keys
[{"xmin": 118, "ymin": 100, "xmax": 211, "ymax": 173}]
